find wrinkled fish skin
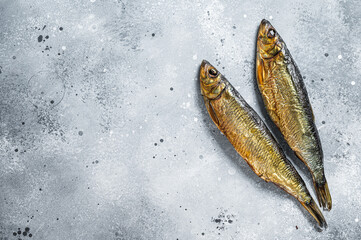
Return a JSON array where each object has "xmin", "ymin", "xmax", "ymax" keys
[
  {"xmin": 256, "ymin": 19, "xmax": 331, "ymax": 211},
  {"xmin": 200, "ymin": 60, "xmax": 326, "ymax": 228}
]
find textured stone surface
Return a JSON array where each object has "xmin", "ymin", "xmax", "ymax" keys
[{"xmin": 0, "ymin": 0, "xmax": 360, "ymax": 239}]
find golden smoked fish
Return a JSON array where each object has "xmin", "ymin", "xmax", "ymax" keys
[
  {"xmin": 256, "ymin": 19, "xmax": 331, "ymax": 210},
  {"xmin": 200, "ymin": 60, "xmax": 326, "ymax": 228}
]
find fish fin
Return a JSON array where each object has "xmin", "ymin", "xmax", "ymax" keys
[
  {"xmin": 256, "ymin": 57, "xmax": 265, "ymax": 85},
  {"xmin": 300, "ymin": 198, "xmax": 328, "ymax": 229},
  {"xmin": 206, "ymin": 100, "xmax": 220, "ymax": 126},
  {"xmin": 243, "ymin": 159, "xmax": 270, "ymax": 182},
  {"xmin": 314, "ymin": 179, "xmax": 332, "ymax": 211},
  {"xmin": 294, "ymin": 151, "xmax": 305, "ymax": 163},
  {"xmin": 294, "ymin": 151, "xmax": 332, "ymax": 211},
  {"xmin": 266, "ymin": 106, "xmax": 281, "ymax": 127}
]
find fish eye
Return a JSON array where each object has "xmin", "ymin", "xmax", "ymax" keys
[
  {"xmin": 267, "ymin": 29, "xmax": 275, "ymax": 38},
  {"xmin": 208, "ymin": 68, "xmax": 218, "ymax": 77}
]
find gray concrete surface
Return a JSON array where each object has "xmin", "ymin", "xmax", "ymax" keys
[{"xmin": 0, "ymin": 0, "xmax": 360, "ymax": 239}]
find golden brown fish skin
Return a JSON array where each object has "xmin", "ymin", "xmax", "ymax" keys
[
  {"xmin": 256, "ymin": 19, "xmax": 331, "ymax": 210},
  {"xmin": 200, "ymin": 60, "xmax": 327, "ymax": 228}
]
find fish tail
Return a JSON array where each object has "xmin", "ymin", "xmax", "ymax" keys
[
  {"xmin": 301, "ymin": 198, "xmax": 328, "ymax": 229},
  {"xmin": 314, "ymin": 179, "xmax": 332, "ymax": 211}
]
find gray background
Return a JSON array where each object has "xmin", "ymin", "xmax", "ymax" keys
[{"xmin": 0, "ymin": 0, "xmax": 360, "ymax": 239}]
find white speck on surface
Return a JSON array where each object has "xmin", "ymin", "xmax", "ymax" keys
[
  {"xmin": 62, "ymin": 46, "xmax": 66, "ymax": 50},
  {"xmin": 338, "ymin": 54, "xmax": 342, "ymax": 59},
  {"xmin": 192, "ymin": 54, "xmax": 197, "ymax": 60},
  {"xmin": 243, "ymin": 14, "xmax": 247, "ymax": 18},
  {"xmin": 269, "ymin": 15, "xmax": 273, "ymax": 19},
  {"xmin": 218, "ymin": 177, "xmax": 221, "ymax": 181},
  {"xmin": 90, "ymin": 0, "xmax": 96, "ymax": 2},
  {"xmin": 356, "ymin": 218, "xmax": 359, "ymax": 223},
  {"xmin": 351, "ymin": 81, "xmax": 355, "ymax": 85},
  {"xmin": 194, "ymin": 117, "xmax": 198, "ymax": 122},
  {"xmin": 228, "ymin": 168, "xmax": 236, "ymax": 175},
  {"xmin": 181, "ymin": 102, "xmax": 191, "ymax": 109}
]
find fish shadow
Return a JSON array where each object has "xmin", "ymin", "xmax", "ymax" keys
[{"xmin": 195, "ymin": 35, "xmax": 322, "ymax": 230}]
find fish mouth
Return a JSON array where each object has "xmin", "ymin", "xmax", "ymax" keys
[
  {"xmin": 201, "ymin": 59, "xmax": 211, "ymax": 69},
  {"xmin": 261, "ymin": 19, "xmax": 271, "ymax": 26},
  {"xmin": 257, "ymin": 19, "xmax": 283, "ymax": 58},
  {"xmin": 200, "ymin": 59, "xmax": 212, "ymax": 79},
  {"xmin": 258, "ymin": 19, "xmax": 273, "ymax": 39}
]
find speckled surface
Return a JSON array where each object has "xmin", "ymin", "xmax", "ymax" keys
[{"xmin": 0, "ymin": 0, "xmax": 360, "ymax": 239}]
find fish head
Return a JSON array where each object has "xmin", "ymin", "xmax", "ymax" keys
[
  {"xmin": 257, "ymin": 19, "xmax": 284, "ymax": 59},
  {"xmin": 200, "ymin": 60, "xmax": 225, "ymax": 99}
]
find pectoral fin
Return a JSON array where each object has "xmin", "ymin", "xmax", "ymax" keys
[
  {"xmin": 256, "ymin": 57, "xmax": 265, "ymax": 85},
  {"xmin": 205, "ymin": 100, "xmax": 220, "ymax": 126}
]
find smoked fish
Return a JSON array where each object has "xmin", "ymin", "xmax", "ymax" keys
[
  {"xmin": 256, "ymin": 19, "xmax": 331, "ymax": 210},
  {"xmin": 200, "ymin": 60, "xmax": 327, "ymax": 228}
]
